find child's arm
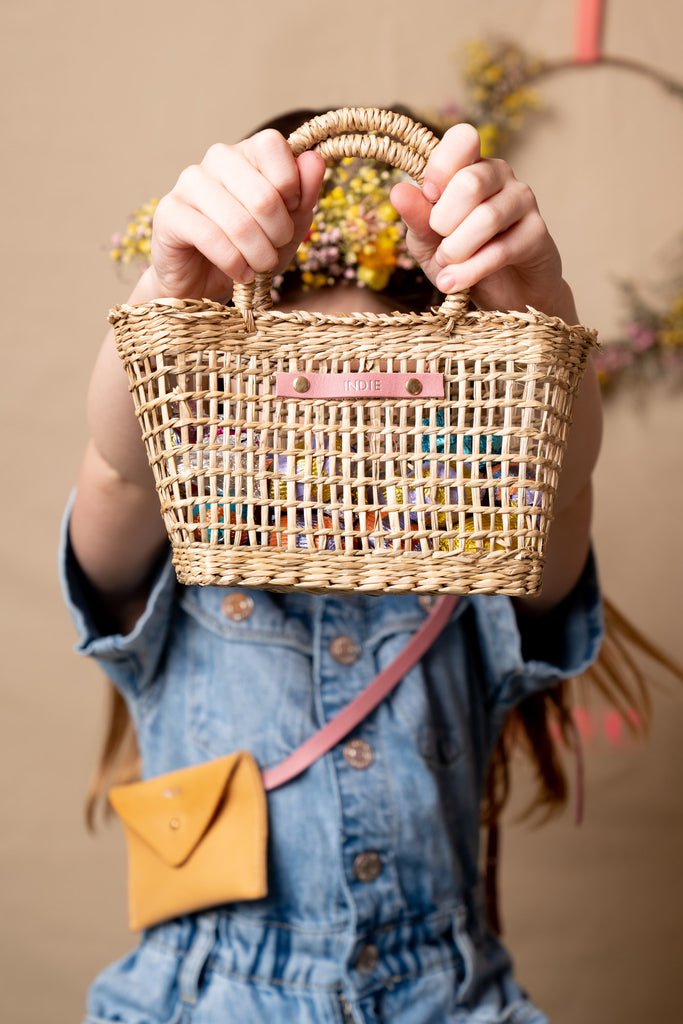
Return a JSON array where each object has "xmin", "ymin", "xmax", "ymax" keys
[
  {"xmin": 392, "ymin": 124, "xmax": 602, "ymax": 614},
  {"xmin": 70, "ymin": 134, "xmax": 325, "ymax": 630}
]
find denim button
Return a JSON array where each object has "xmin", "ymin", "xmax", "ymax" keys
[
  {"xmin": 221, "ymin": 593, "xmax": 254, "ymax": 622},
  {"xmin": 418, "ymin": 594, "xmax": 438, "ymax": 612},
  {"xmin": 330, "ymin": 635, "xmax": 361, "ymax": 665},
  {"xmin": 353, "ymin": 851, "xmax": 382, "ymax": 882},
  {"xmin": 343, "ymin": 739, "xmax": 374, "ymax": 770},
  {"xmin": 355, "ymin": 944, "xmax": 380, "ymax": 973}
]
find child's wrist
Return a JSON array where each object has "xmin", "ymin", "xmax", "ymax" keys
[
  {"xmin": 552, "ymin": 279, "xmax": 579, "ymax": 324},
  {"xmin": 127, "ymin": 265, "xmax": 165, "ymax": 304}
]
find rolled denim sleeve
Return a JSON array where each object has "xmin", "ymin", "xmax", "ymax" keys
[
  {"xmin": 58, "ymin": 493, "xmax": 177, "ymax": 697},
  {"xmin": 469, "ymin": 549, "xmax": 604, "ymax": 726}
]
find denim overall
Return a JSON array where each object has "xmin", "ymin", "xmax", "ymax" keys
[{"xmin": 60, "ymin": 503, "xmax": 602, "ymax": 1024}]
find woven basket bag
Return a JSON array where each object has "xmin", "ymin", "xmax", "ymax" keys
[{"xmin": 109, "ymin": 107, "xmax": 597, "ymax": 597}]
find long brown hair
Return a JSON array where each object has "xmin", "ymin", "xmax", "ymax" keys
[
  {"xmin": 85, "ymin": 687, "xmax": 140, "ymax": 831},
  {"xmin": 480, "ymin": 595, "xmax": 683, "ymax": 933}
]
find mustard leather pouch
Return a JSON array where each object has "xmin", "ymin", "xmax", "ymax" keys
[{"xmin": 109, "ymin": 751, "xmax": 268, "ymax": 931}]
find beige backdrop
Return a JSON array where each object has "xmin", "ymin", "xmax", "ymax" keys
[{"xmin": 2, "ymin": 2, "xmax": 682, "ymax": 1022}]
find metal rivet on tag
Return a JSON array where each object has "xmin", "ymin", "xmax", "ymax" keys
[
  {"xmin": 169, "ymin": 817, "xmax": 181, "ymax": 830},
  {"xmin": 405, "ymin": 378, "xmax": 422, "ymax": 396},
  {"xmin": 293, "ymin": 376, "xmax": 310, "ymax": 394}
]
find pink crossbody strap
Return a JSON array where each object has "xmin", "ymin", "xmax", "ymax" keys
[{"xmin": 261, "ymin": 595, "xmax": 459, "ymax": 791}]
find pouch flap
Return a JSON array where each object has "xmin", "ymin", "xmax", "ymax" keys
[{"xmin": 109, "ymin": 752, "xmax": 250, "ymax": 867}]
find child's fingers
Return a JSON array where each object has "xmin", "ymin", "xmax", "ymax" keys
[
  {"xmin": 246, "ymin": 151, "xmax": 326, "ymax": 276},
  {"xmin": 170, "ymin": 163, "xmax": 281, "ymax": 275},
  {"xmin": 429, "ymin": 159, "xmax": 510, "ymax": 241},
  {"xmin": 393, "ymin": 122, "xmax": 565, "ymax": 312},
  {"xmin": 434, "ymin": 209, "xmax": 550, "ymax": 293},
  {"xmin": 151, "ymin": 133, "xmax": 326, "ymax": 294},
  {"xmin": 235, "ymin": 129, "xmax": 303, "ymax": 212},
  {"xmin": 202, "ymin": 144, "xmax": 297, "ymax": 251},
  {"xmin": 153, "ymin": 191, "xmax": 255, "ymax": 284},
  {"xmin": 295, "ymin": 151, "xmax": 327, "ymax": 217},
  {"xmin": 392, "ymin": 126, "xmax": 495, "ymax": 270},
  {"xmin": 389, "ymin": 181, "xmax": 443, "ymax": 276},
  {"xmin": 422, "ymin": 123, "xmax": 481, "ymax": 203},
  {"xmin": 433, "ymin": 179, "xmax": 538, "ymax": 269},
  {"xmin": 287, "ymin": 151, "xmax": 326, "ymax": 242},
  {"xmin": 390, "ymin": 181, "xmax": 437, "ymax": 241},
  {"xmin": 180, "ymin": 143, "xmax": 324, "ymax": 280}
]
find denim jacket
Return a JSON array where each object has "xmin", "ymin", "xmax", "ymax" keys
[{"xmin": 60, "ymin": 502, "xmax": 603, "ymax": 1024}]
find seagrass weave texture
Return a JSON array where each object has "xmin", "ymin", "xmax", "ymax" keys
[{"xmin": 109, "ymin": 108, "xmax": 597, "ymax": 596}]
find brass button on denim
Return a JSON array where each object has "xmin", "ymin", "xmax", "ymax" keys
[
  {"xmin": 330, "ymin": 635, "xmax": 361, "ymax": 665},
  {"xmin": 343, "ymin": 738, "xmax": 374, "ymax": 770},
  {"xmin": 353, "ymin": 851, "xmax": 382, "ymax": 882},
  {"xmin": 355, "ymin": 944, "xmax": 380, "ymax": 974},
  {"xmin": 221, "ymin": 593, "xmax": 254, "ymax": 622}
]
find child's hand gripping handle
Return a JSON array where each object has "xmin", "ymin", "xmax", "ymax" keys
[{"xmin": 231, "ymin": 107, "xmax": 471, "ymax": 324}]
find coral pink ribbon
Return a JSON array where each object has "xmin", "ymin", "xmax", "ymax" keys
[{"xmin": 575, "ymin": 0, "xmax": 605, "ymax": 64}]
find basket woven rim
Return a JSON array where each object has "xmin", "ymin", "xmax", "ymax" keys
[{"xmin": 108, "ymin": 296, "xmax": 598, "ymax": 343}]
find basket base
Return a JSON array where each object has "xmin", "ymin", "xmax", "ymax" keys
[{"xmin": 170, "ymin": 545, "xmax": 545, "ymax": 597}]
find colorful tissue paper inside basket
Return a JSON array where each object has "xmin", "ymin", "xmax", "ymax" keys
[{"xmin": 167, "ymin": 404, "xmax": 541, "ymax": 550}]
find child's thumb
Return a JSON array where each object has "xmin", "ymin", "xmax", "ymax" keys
[
  {"xmin": 295, "ymin": 151, "xmax": 326, "ymax": 218},
  {"xmin": 283, "ymin": 151, "xmax": 325, "ymax": 256},
  {"xmin": 390, "ymin": 181, "xmax": 441, "ymax": 265},
  {"xmin": 274, "ymin": 152, "xmax": 325, "ymax": 274}
]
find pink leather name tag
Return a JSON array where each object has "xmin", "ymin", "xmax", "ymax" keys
[{"xmin": 275, "ymin": 372, "xmax": 444, "ymax": 400}]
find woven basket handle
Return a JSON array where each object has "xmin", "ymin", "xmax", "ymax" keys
[{"xmin": 232, "ymin": 107, "xmax": 469, "ymax": 321}]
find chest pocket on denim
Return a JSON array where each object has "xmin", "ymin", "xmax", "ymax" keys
[
  {"xmin": 380, "ymin": 623, "xmax": 468, "ymax": 768},
  {"xmin": 181, "ymin": 589, "xmax": 314, "ymax": 769}
]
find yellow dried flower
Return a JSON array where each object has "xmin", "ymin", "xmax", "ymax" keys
[
  {"xmin": 376, "ymin": 201, "xmax": 399, "ymax": 223},
  {"xmin": 109, "ymin": 198, "xmax": 159, "ymax": 269},
  {"xmin": 483, "ymin": 63, "xmax": 504, "ymax": 84},
  {"xmin": 357, "ymin": 264, "xmax": 392, "ymax": 290},
  {"xmin": 477, "ymin": 123, "xmax": 501, "ymax": 158}
]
